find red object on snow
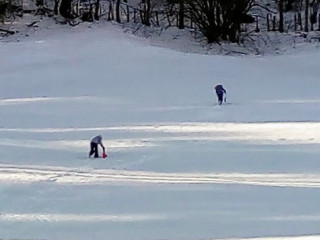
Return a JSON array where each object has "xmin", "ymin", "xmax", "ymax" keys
[{"xmin": 102, "ymin": 152, "xmax": 108, "ymax": 158}]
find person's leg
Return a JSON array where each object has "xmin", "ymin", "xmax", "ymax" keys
[
  {"xmin": 93, "ymin": 143, "xmax": 99, "ymax": 158},
  {"xmin": 89, "ymin": 142, "xmax": 95, "ymax": 158},
  {"xmin": 218, "ymin": 94, "xmax": 223, "ymax": 105}
]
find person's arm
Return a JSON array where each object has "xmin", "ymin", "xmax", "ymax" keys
[{"xmin": 100, "ymin": 143, "xmax": 105, "ymax": 153}]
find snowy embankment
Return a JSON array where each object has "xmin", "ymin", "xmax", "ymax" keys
[{"xmin": 0, "ymin": 20, "xmax": 320, "ymax": 240}]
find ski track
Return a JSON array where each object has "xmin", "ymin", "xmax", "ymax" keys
[
  {"xmin": 1, "ymin": 122, "xmax": 320, "ymax": 145},
  {"xmin": 0, "ymin": 164, "xmax": 319, "ymax": 188},
  {"xmin": 213, "ymin": 237, "xmax": 320, "ymax": 240}
]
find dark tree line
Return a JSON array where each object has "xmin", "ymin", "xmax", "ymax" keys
[
  {"xmin": 276, "ymin": 0, "xmax": 320, "ymax": 32},
  {"xmin": 2, "ymin": 0, "xmax": 320, "ymax": 43},
  {"xmin": 51, "ymin": 0, "xmax": 255, "ymax": 42},
  {"xmin": 0, "ymin": 0, "xmax": 23, "ymax": 23}
]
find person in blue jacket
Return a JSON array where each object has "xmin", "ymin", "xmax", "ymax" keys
[
  {"xmin": 89, "ymin": 135, "xmax": 105, "ymax": 158},
  {"xmin": 214, "ymin": 84, "xmax": 227, "ymax": 105}
]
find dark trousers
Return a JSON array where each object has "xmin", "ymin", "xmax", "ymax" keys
[
  {"xmin": 89, "ymin": 142, "xmax": 99, "ymax": 158},
  {"xmin": 217, "ymin": 93, "xmax": 223, "ymax": 105}
]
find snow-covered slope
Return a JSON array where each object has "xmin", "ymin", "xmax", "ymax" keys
[{"xmin": 0, "ymin": 20, "xmax": 319, "ymax": 240}]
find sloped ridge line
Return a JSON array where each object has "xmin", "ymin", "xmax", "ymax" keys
[{"xmin": 0, "ymin": 164, "xmax": 319, "ymax": 188}]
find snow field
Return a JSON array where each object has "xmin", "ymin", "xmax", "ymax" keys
[{"xmin": 0, "ymin": 21, "xmax": 320, "ymax": 240}]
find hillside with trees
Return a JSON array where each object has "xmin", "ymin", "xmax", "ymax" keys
[{"xmin": 1, "ymin": 0, "xmax": 320, "ymax": 54}]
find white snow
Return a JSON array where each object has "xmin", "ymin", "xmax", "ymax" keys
[{"xmin": 0, "ymin": 17, "xmax": 320, "ymax": 240}]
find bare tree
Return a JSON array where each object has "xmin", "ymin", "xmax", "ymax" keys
[
  {"xmin": 54, "ymin": 0, "xmax": 59, "ymax": 15},
  {"xmin": 184, "ymin": 0, "xmax": 255, "ymax": 43},
  {"xmin": 0, "ymin": 0, "xmax": 23, "ymax": 22},
  {"xmin": 59, "ymin": 0, "xmax": 72, "ymax": 18},
  {"xmin": 143, "ymin": 0, "xmax": 151, "ymax": 26},
  {"xmin": 310, "ymin": 0, "xmax": 319, "ymax": 30},
  {"xmin": 278, "ymin": 0, "xmax": 284, "ymax": 32},
  {"xmin": 95, "ymin": 0, "xmax": 100, "ymax": 20},
  {"xmin": 0, "ymin": 0, "xmax": 8, "ymax": 22},
  {"xmin": 305, "ymin": 0, "xmax": 309, "ymax": 31},
  {"xmin": 116, "ymin": 0, "xmax": 121, "ymax": 23},
  {"xmin": 178, "ymin": 0, "xmax": 185, "ymax": 29}
]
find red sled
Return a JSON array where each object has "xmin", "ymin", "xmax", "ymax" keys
[{"xmin": 102, "ymin": 152, "xmax": 108, "ymax": 158}]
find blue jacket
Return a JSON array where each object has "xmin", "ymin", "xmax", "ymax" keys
[{"xmin": 214, "ymin": 85, "xmax": 226, "ymax": 95}]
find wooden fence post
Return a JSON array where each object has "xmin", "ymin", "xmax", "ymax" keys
[
  {"xmin": 155, "ymin": 10, "xmax": 159, "ymax": 26},
  {"xmin": 255, "ymin": 15, "xmax": 260, "ymax": 32},
  {"xmin": 76, "ymin": 2, "xmax": 79, "ymax": 16},
  {"xmin": 126, "ymin": 5, "xmax": 129, "ymax": 22},
  {"xmin": 272, "ymin": 16, "xmax": 276, "ymax": 31}
]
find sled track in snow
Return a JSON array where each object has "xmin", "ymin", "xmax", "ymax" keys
[{"xmin": 0, "ymin": 164, "xmax": 320, "ymax": 188}]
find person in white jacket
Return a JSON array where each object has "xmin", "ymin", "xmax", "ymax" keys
[{"xmin": 89, "ymin": 135, "xmax": 105, "ymax": 158}]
